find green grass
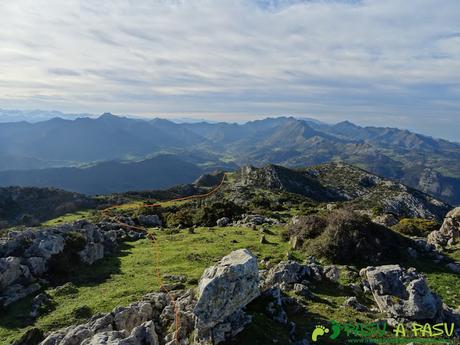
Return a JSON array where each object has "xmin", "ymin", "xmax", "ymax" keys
[
  {"xmin": 0, "ymin": 225, "xmax": 293, "ymax": 343},
  {"xmin": 3, "ymin": 208, "xmax": 460, "ymax": 344},
  {"xmin": 41, "ymin": 210, "xmax": 92, "ymax": 226}
]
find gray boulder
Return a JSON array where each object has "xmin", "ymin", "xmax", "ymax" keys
[
  {"xmin": 113, "ymin": 301, "xmax": 153, "ymax": 333},
  {"xmin": 138, "ymin": 215, "xmax": 162, "ymax": 228},
  {"xmin": 216, "ymin": 217, "xmax": 230, "ymax": 227},
  {"xmin": 194, "ymin": 249, "xmax": 260, "ymax": 343},
  {"xmin": 324, "ymin": 265, "xmax": 340, "ymax": 282},
  {"xmin": 26, "ymin": 257, "xmax": 47, "ymax": 276},
  {"xmin": 428, "ymin": 207, "xmax": 460, "ymax": 249},
  {"xmin": 33, "ymin": 233, "xmax": 65, "ymax": 258},
  {"xmin": 1, "ymin": 283, "xmax": 41, "ymax": 307},
  {"xmin": 363, "ymin": 265, "xmax": 442, "ymax": 320},
  {"xmin": 194, "ymin": 249, "xmax": 259, "ymax": 328},
  {"xmin": 0, "ymin": 257, "xmax": 23, "ymax": 289},
  {"xmin": 79, "ymin": 243, "xmax": 104, "ymax": 265},
  {"xmin": 343, "ymin": 297, "xmax": 369, "ymax": 312},
  {"xmin": 264, "ymin": 261, "xmax": 310, "ymax": 287}
]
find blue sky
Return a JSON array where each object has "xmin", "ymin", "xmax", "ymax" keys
[{"xmin": 0, "ymin": 0, "xmax": 459, "ymax": 141}]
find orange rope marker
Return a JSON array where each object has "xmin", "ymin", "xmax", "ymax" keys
[{"xmin": 100, "ymin": 174, "xmax": 227, "ymax": 344}]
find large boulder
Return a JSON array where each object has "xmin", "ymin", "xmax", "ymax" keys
[
  {"xmin": 263, "ymin": 261, "xmax": 310, "ymax": 288},
  {"xmin": 28, "ymin": 233, "xmax": 65, "ymax": 259},
  {"xmin": 79, "ymin": 243, "xmax": 104, "ymax": 265},
  {"xmin": 194, "ymin": 249, "xmax": 260, "ymax": 343},
  {"xmin": 0, "ymin": 257, "xmax": 23, "ymax": 289},
  {"xmin": 26, "ymin": 257, "xmax": 47, "ymax": 276},
  {"xmin": 362, "ymin": 265, "xmax": 442, "ymax": 320},
  {"xmin": 428, "ymin": 207, "xmax": 460, "ymax": 249}
]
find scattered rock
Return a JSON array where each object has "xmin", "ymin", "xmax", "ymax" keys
[
  {"xmin": 54, "ymin": 282, "xmax": 78, "ymax": 296},
  {"xmin": 138, "ymin": 214, "xmax": 162, "ymax": 227},
  {"xmin": 216, "ymin": 217, "xmax": 230, "ymax": 227},
  {"xmin": 264, "ymin": 261, "xmax": 310, "ymax": 288},
  {"xmin": 428, "ymin": 207, "xmax": 460, "ymax": 249},
  {"xmin": 0, "ymin": 256, "xmax": 24, "ymax": 289},
  {"xmin": 264, "ymin": 287, "xmax": 288, "ymax": 325},
  {"xmin": 12, "ymin": 328, "xmax": 44, "ymax": 345},
  {"xmin": 293, "ymin": 283, "xmax": 314, "ymax": 299},
  {"xmin": 324, "ymin": 265, "xmax": 340, "ymax": 282},
  {"xmin": 0, "ymin": 220, "xmax": 129, "ymax": 306},
  {"xmin": 343, "ymin": 297, "xmax": 369, "ymax": 312},
  {"xmin": 372, "ymin": 214, "xmax": 399, "ymax": 227},
  {"xmin": 30, "ymin": 293, "xmax": 53, "ymax": 319}
]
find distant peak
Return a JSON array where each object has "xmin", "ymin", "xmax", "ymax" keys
[
  {"xmin": 335, "ymin": 120, "xmax": 358, "ymax": 128},
  {"xmin": 98, "ymin": 112, "xmax": 118, "ymax": 119}
]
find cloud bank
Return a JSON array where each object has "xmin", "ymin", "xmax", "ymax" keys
[{"xmin": 0, "ymin": 0, "xmax": 459, "ymax": 140}]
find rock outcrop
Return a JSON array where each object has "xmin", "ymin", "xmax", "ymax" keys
[
  {"xmin": 194, "ymin": 249, "xmax": 260, "ymax": 344},
  {"xmin": 361, "ymin": 265, "xmax": 442, "ymax": 320},
  {"xmin": 0, "ymin": 220, "xmax": 136, "ymax": 307},
  {"xmin": 428, "ymin": 207, "xmax": 460, "ymax": 249},
  {"xmin": 37, "ymin": 249, "xmax": 261, "ymax": 345}
]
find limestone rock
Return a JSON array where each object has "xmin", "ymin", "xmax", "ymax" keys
[
  {"xmin": 79, "ymin": 243, "xmax": 104, "ymax": 265},
  {"xmin": 363, "ymin": 265, "xmax": 442, "ymax": 320},
  {"xmin": 26, "ymin": 257, "xmax": 47, "ymax": 276},
  {"xmin": 264, "ymin": 261, "xmax": 310, "ymax": 287},
  {"xmin": 343, "ymin": 297, "xmax": 369, "ymax": 312},
  {"xmin": 324, "ymin": 265, "xmax": 340, "ymax": 282},
  {"xmin": 372, "ymin": 214, "xmax": 399, "ymax": 227},
  {"xmin": 138, "ymin": 215, "xmax": 162, "ymax": 228},
  {"xmin": 428, "ymin": 207, "xmax": 460, "ymax": 248},
  {"xmin": 0, "ymin": 257, "xmax": 23, "ymax": 289},
  {"xmin": 194, "ymin": 249, "xmax": 259, "ymax": 329},
  {"xmin": 216, "ymin": 217, "xmax": 230, "ymax": 227}
]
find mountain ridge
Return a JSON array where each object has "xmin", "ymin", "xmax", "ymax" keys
[{"xmin": 1, "ymin": 114, "xmax": 459, "ymax": 204}]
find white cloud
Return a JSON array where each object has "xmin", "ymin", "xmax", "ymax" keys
[{"xmin": 0, "ymin": 0, "xmax": 459, "ymax": 139}]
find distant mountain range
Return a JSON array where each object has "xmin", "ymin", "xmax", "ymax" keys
[
  {"xmin": 0, "ymin": 109, "xmax": 94, "ymax": 123},
  {"xmin": 0, "ymin": 113, "xmax": 459, "ymax": 204}
]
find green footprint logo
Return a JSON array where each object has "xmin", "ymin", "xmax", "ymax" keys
[{"xmin": 312, "ymin": 325, "xmax": 330, "ymax": 342}]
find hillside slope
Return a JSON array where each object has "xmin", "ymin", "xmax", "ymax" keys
[
  {"xmin": 0, "ymin": 155, "xmax": 204, "ymax": 195},
  {"xmin": 1, "ymin": 115, "xmax": 460, "ymax": 203}
]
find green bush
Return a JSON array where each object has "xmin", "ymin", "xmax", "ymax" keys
[
  {"xmin": 72, "ymin": 305, "xmax": 92, "ymax": 319},
  {"xmin": 393, "ymin": 218, "xmax": 439, "ymax": 237},
  {"xmin": 54, "ymin": 282, "xmax": 78, "ymax": 297},
  {"xmin": 304, "ymin": 210, "xmax": 412, "ymax": 266},
  {"xmin": 286, "ymin": 214, "xmax": 327, "ymax": 241}
]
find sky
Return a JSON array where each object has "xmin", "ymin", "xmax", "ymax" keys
[{"xmin": 0, "ymin": 0, "xmax": 459, "ymax": 141}]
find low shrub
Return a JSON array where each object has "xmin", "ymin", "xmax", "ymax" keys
[
  {"xmin": 393, "ymin": 218, "xmax": 439, "ymax": 237},
  {"xmin": 304, "ymin": 210, "xmax": 412, "ymax": 266}
]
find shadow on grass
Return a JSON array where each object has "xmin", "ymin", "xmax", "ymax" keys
[
  {"xmin": 47, "ymin": 242, "xmax": 133, "ymax": 287},
  {"xmin": 0, "ymin": 241, "xmax": 135, "ymax": 331}
]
